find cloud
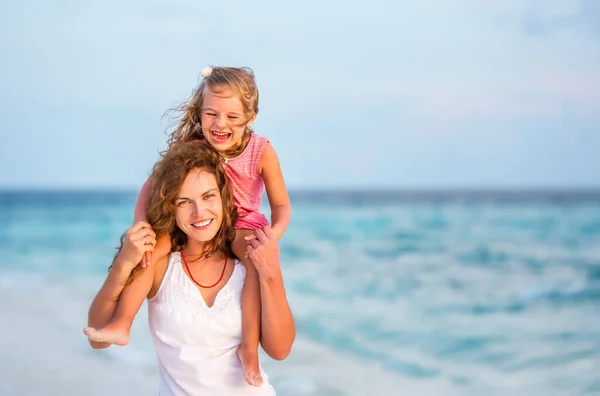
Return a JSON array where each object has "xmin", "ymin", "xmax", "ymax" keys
[
  {"xmin": 403, "ymin": 73, "xmax": 600, "ymax": 120},
  {"xmin": 524, "ymin": 0, "xmax": 600, "ymax": 36},
  {"xmin": 1, "ymin": 0, "xmax": 600, "ymax": 188}
]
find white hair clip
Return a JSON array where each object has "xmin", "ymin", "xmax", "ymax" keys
[{"xmin": 200, "ymin": 66, "xmax": 213, "ymax": 78}]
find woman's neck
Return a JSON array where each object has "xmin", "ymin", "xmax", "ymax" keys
[
  {"xmin": 183, "ymin": 240, "xmax": 210, "ymax": 257},
  {"xmin": 183, "ymin": 240, "xmax": 226, "ymax": 262}
]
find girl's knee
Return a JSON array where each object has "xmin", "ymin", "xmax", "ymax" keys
[
  {"xmin": 232, "ymin": 229, "xmax": 256, "ymax": 258},
  {"xmin": 234, "ymin": 228, "xmax": 256, "ymax": 240}
]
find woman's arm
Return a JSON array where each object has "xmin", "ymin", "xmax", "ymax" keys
[
  {"xmin": 259, "ymin": 144, "xmax": 292, "ymax": 241},
  {"xmin": 246, "ymin": 226, "xmax": 295, "ymax": 360},
  {"xmin": 258, "ymin": 268, "xmax": 295, "ymax": 360},
  {"xmin": 86, "ymin": 221, "xmax": 156, "ymax": 348},
  {"xmin": 87, "ymin": 257, "xmax": 137, "ymax": 349}
]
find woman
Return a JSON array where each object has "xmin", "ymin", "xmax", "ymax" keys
[{"xmin": 85, "ymin": 141, "xmax": 295, "ymax": 395}]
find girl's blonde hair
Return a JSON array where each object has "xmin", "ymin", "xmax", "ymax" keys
[{"xmin": 165, "ymin": 66, "xmax": 259, "ymax": 158}]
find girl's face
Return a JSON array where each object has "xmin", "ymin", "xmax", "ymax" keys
[
  {"xmin": 200, "ymin": 86, "xmax": 256, "ymax": 153},
  {"xmin": 174, "ymin": 169, "xmax": 223, "ymax": 250}
]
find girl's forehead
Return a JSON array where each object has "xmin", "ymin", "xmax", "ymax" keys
[
  {"xmin": 205, "ymin": 85, "xmax": 235, "ymax": 99},
  {"xmin": 204, "ymin": 86, "xmax": 243, "ymax": 106}
]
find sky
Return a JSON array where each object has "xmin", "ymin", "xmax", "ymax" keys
[{"xmin": 0, "ymin": 0, "xmax": 599, "ymax": 190}]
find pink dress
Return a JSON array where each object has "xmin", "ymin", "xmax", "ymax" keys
[{"xmin": 222, "ymin": 133, "xmax": 271, "ymax": 230}]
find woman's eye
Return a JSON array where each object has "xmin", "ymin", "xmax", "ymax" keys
[{"xmin": 203, "ymin": 194, "xmax": 215, "ymax": 200}]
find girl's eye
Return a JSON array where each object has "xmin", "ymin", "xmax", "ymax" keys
[{"xmin": 228, "ymin": 116, "xmax": 238, "ymax": 119}]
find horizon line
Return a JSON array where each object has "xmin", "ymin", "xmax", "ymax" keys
[{"xmin": 1, "ymin": 186, "xmax": 600, "ymax": 193}]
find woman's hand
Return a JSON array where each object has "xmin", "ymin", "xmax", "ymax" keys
[
  {"xmin": 245, "ymin": 225, "xmax": 281, "ymax": 280},
  {"xmin": 116, "ymin": 221, "xmax": 157, "ymax": 272}
]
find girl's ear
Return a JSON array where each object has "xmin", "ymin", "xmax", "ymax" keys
[{"xmin": 246, "ymin": 113, "xmax": 257, "ymax": 128}]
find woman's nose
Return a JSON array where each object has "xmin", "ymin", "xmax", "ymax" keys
[{"xmin": 191, "ymin": 201, "xmax": 208, "ymax": 216}]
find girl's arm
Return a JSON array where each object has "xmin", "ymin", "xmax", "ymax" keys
[
  {"xmin": 259, "ymin": 144, "xmax": 292, "ymax": 241},
  {"xmin": 134, "ymin": 177, "xmax": 153, "ymax": 267},
  {"xmin": 133, "ymin": 177, "xmax": 152, "ymax": 224},
  {"xmin": 246, "ymin": 227, "xmax": 295, "ymax": 360}
]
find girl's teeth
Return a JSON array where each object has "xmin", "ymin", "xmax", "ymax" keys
[{"xmin": 212, "ymin": 131, "xmax": 230, "ymax": 141}]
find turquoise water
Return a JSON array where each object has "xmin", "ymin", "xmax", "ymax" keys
[{"xmin": 1, "ymin": 190, "xmax": 599, "ymax": 395}]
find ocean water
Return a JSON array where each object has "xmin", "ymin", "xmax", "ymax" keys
[{"xmin": 1, "ymin": 190, "xmax": 599, "ymax": 395}]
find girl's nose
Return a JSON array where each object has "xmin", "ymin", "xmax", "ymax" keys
[{"xmin": 215, "ymin": 115, "xmax": 227, "ymax": 128}]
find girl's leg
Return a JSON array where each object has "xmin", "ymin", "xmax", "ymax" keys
[{"xmin": 232, "ymin": 229, "xmax": 263, "ymax": 387}]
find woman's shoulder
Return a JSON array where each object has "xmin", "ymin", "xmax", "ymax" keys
[
  {"xmin": 148, "ymin": 251, "xmax": 179, "ymax": 300},
  {"xmin": 228, "ymin": 259, "xmax": 247, "ymax": 290},
  {"xmin": 232, "ymin": 258, "xmax": 245, "ymax": 277}
]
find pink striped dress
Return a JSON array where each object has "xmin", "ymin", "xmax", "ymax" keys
[{"xmin": 222, "ymin": 133, "xmax": 271, "ymax": 230}]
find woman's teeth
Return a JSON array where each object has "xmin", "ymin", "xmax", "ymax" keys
[{"xmin": 192, "ymin": 219, "xmax": 212, "ymax": 228}]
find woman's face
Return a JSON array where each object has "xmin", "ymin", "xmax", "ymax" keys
[{"xmin": 174, "ymin": 169, "xmax": 223, "ymax": 245}]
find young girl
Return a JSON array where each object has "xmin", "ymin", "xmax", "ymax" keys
[{"xmin": 84, "ymin": 66, "xmax": 292, "ymax": 387}]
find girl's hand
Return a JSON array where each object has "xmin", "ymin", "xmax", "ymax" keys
[
  {"xmin": 116, "ymin": 221, "xmax": 156, "ymax": 272},
  {"xmin": 245, "ymin": 226, "xmax": 281, "ymax": 280}
]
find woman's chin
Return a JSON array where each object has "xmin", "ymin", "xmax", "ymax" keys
[{"xmin": 188, "ymin": 227, "xmax": 218, "ymax": 242}]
